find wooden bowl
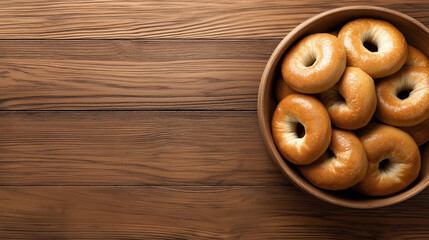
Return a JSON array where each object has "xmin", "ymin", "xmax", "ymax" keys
[{"xmin": 258, "ymin": 6, "xmax": 429, "ymax": 208}]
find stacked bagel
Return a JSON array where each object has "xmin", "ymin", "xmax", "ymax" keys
[{"xmin": 272, "ymin": 18, "xmax": 429, "ymax": 196}]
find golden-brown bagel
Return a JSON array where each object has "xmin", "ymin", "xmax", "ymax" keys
[
  {"xmin": 354, "ymin": 124, "xmax": 421, "ymax": 196},
  {"xmin": 281, "ymin": 33, "xmax": 346, "ymax": 93},
  {"xmin": 375, "ymin": 66, "xmax": 429, "ymax": 127},
  {"xmin": 339, "ymin": 18, "xmax": 408, "ymax": 78},
  {"xmin": 400, "ymin": 118, "xmax": 429, "ymax": 146},
  {"xmin": 299, "ymin": 129, "xmax": 368, "ymax": 190},
  {"xmin": 405, "ymin": 45, "xmax": 429, "ymax": 67},
  {"xmin": 320, "ymin": 67, "xmax": 377, "ymax": 130},
  {"xmin": 272, "ymin": 94, "xmax": 331, "ymax": 165},
  {"xmin": 275, "ymin": 74, "xmax": 296, "ymax": 102}
]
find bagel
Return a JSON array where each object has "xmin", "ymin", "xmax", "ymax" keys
[
  {"xmin": 272, "ymin": 94, "xmax": 331, "ymax": 165},
  {"xmin": 281, "ymin": 33, "xmax": 346, "ymax": 93},
  {"xmin": 400, "ymin": 118, "xmax": 429, "ymax": 146},
  {"xmin": 339, "ymin": 18, "xmax": 408, "ymax": 78},
  {"xmin": 354, "ymin": 124, "xmax": 421, "ymax": 196},
  {"xmin": 405, "ymin": 45, "xmax": 429, "ymax": 67},
  {"xmin": 320, "ymin": 67, "xmax": 377, "ymax": 130},
  {"xmin": 275, "ymin": 74, "xmax": 296, "ymax": 102},
  {"xmin": 299, "ymin": 129, "xmax": 368, "ymax": 190},
  {"xmin": 375, "ymin": 66, "xmax": 429, "ymax": 126}
]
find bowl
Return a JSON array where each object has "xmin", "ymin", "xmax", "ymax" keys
[{"xmin": 258, "ymin": 6, "xmax": 429, "ymax": 208}]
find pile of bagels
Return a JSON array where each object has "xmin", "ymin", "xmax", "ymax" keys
[{"xmin": 271, "ymin": 18, "xmax": 429, "ymax": 196}]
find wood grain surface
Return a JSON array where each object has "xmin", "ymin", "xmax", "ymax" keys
[
  {"xmin": 1, "ymin": 0, "xmax": 429, "ymax": 239},
  {"xmin": 0, "ymin": 40, "xmax": 276, "ymax": 110},
  {"xmin": 0, "ymin": 0, "xmax": 428, "ymax": 39},
  {"xmin": 0, "ymin": 111, "xmax": 286, "ymax": 186},
  {"xmin": 1, "ymin": 186, "xmax": 429, "ymax": 239}
]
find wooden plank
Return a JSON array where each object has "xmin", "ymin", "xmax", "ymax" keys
[
  {"xmin": 1, "ymin": 186, "xmax": 429, "ymax": 239},
  {"xmin": 0, "ymin": 0, "xmax": 428, "ymax": 39},
  {"xmin": 0, "ymin": 111, "xmax": 286, "ymax": 186},
  {"xmin": 0, "ymin": 40, "xmax": 275, "ymax": 61},
  {"xmin": 0, "ymin": 40, "xmax": 277, "ymax": 110}
]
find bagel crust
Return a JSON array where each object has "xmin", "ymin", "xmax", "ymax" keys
[
  {"xmin": 400, "ymin": 118, "xmax": 429, "ymax": 146},
  {"xmin": 320, "ymin": 67, "xmax": 377, "ymax": 129},
  {"xmin": 354, "ymin": 124, "xmax": 421, "ymax": 196},
  {"xmin": 375, "ymin": 66, "xmax": 429, "ymax": 127},
  {"xmin": 281, "ymin": 33, "xmax": 346, "ymax": 93},
  {"xmin": 275, "ymin": 74, "xmax": 296, "ymax": 102},
  {"xmin": 272, "ymin": 94, "xmax": 331, "ymax": 165},
  {"xmin": 405, "ymin": 45, "xmax": 429, "ymax": 67},
  {"xmin": 339, "ymin": 18, "xmax": 408, "ymax": 78},
  {"xmin": 299, "ymin": 129, "xmax": 368, "ymax": 190}
]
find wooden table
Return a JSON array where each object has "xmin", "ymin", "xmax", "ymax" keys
[{"xmin": 1, "ymin": 1, "xmax": 428, "ymax": 239}]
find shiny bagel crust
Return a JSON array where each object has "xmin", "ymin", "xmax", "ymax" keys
[
  {"xmin": 405, "ymin": 45, "xmax": 429, "ymax": 67},
  {"xmin": 320, "ymin": 67, "xmax": 377, "ymax": 129},
  {"xmin": 338, "ymin": 18, "xmax": 408, "ymax": 78},
  {"xmin": 300, "ymin": 129, "xmax": 368, "ymax": 190},
  {"xmin": 354, "ymin": 124, "xmax": 421, "ymax": 196},
  {"xmin": 275, "ymin": 74, "xmax": 296, "ymax": 102},
  {"xmin": 375, "ymin": 66, "xmax": 429, "ymax": 127},
  {"xmin": 272, "ymin": 94, "xmax": 331, "ymax": 165},
  {"xmin": 281, "ymin": 33, "xmax": 346, "ymax": 93},
  {"xmin": 400, "ymin": 118, "xmax": 429, "ymax": 146}
]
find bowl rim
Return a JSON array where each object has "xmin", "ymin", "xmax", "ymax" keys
[{"xmin": 257, "ymin": 5, "xmax": 429, "ymax": 209}]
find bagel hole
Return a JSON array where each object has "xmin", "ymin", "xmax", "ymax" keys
[
  {"xmin": 302, "ymin": 52, "xmax": 317, "ymax": 68},
  {"xmin": 363, "ymin": 41, "xmax": 378, "ymax": 52},
  {"xmin": 397, "ymin": 89, "xmax": 412, "ymax": 100},
  {"xmin": 378, "ymin": 159, "xmax": 392, "ymax": 173},
  {"xmin": 296, "ymin": 122, "xmax": 306, "ymax": 138},
  {"xmin": 305, "ymin": 57, "xmax": 316, "ymax": 67}
]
